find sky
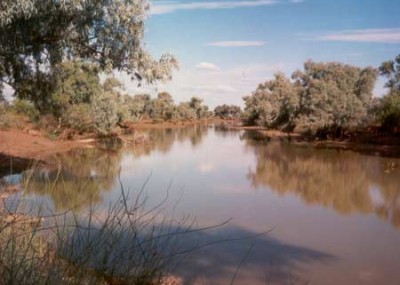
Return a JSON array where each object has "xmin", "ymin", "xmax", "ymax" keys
[{"xmin": 121, "ymin": 0, "xmax": 400, "ymax": 108}]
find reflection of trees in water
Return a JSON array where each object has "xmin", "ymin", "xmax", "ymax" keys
[
  {"xmin": 213, "ymin": 125, "xmax": 242, "ymax": 139},
  {"xmin": 129, "ymin": 126, "xmax": 209, "ymax": 157},
  {"xmin": 24, "ymin": 148, "xmax": 123, "ymax": 211},
  {"xmin": 245, "ymin": 137, "xmax": 400, "ymax": 228},
  {"xmin": 25, "ymin": 126, "xmax": 210, "ymax": 210}
]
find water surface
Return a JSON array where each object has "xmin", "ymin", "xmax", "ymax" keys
[{"xmin": 7, "ymin": 125, "xmax": 400, "ymax": 285}]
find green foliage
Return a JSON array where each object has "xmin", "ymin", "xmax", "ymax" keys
[
  {"xmin": 243, "ymin": 73, "xmax": 298, "ymax": 129},
  {"xmin": 214, "ymin": 104, "xmax": 242, "ymax": 119},
  {"xmin": 51, "ymin": 61, "xmax": 101, "ymax": 113},
  {"xmin": 125, "ymin": 94, "xmax": 151, "ymax": 122},
  {"xmin": 122, "ymin": 93, "xmax": 211, "ymax": 122},
  {"xmin": 293, "ymin": 61, "xmax": 377, "ymax": 134},
  {"xmin": 188, "ymin": 97, "xmax": 212, "ymax": 119},
  {"xmin": 377, "ymin": 54, "xmax": 400, "ymax": 132},
  {"xmin": 376, "ymin": 90, "xmax": 400, "ymax": 131},
  {"xmin": 149, "ymin": 92, "xmax": 174, "ymax": 120},
  {"xmin": 0, "ymin": 103, "xmax": 11, "ymax": 129},
  {"xmin": 0, "ymin": 0, "xmax": 178, "ymax": 111},
  {"xmin": 379, "ymin": 54, "xmax": 400, "ymax": 91},
  {"xmin": 177, "ymin": 102, "xmax": 197, "ymax": 120},
  {"xmin": 12, "ymin": 99, "xmax": 40, "ymax": 121},
  {"xmin": 91, "ymin": 91, "xmax": 120, "ymax": 135},
  {"xmin": 243, "ymin": 61, "xmax": 378, "ymax": 136},
  {"xmin": 62, "ymin": 103, "xmax": 94, "ymax": 133}
]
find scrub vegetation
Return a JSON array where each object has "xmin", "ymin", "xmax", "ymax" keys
[{"xmin": 242, "ymin": 56, "xmax": 400, "ymax": 138}]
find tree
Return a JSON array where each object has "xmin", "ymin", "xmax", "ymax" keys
[
  {"xmin": 243, "ymin": 60, "xmax": 378, "ymax": 136},
  {"xmin": 379, "ymin": 54, "xmax": 400, "ymax": 92},
  {"xmin": 243, "ymin": 73, "xmax": 298, "ymax": 128},
  {"xmin": 152, "ymin": 92, "xmax": 174, "ymax": 119},
  {"xmin": 91, "ymin": 91, "xmax": 120, "ymax": 135},
  {"xmin": 214, "ymin": 104, "xmax": 242, "ymax": 119},
  {"xmin": 0, "ymin": 0, "xmax": 178, "ymax": 109},
  {"xmin": 188, "ymin": 97, "xmax": 211, "ymax": 119},
  {"xmin": 125, "ymin": 94, "xmax": 151, "ymax": 121},
  {"xmin": 376, "ymin": 54, "xmax": 400, "ymax": 132},
  {"xmin": 51, "ymin": 60, "xmax": 101, "ymax": 115},
  {"xmin": 292, "ymin": 61, "xmax": 377, "ymax": 135},
  {"xmin": 177, "ymin": 102, "xmax": 197, "ymax": 120}
]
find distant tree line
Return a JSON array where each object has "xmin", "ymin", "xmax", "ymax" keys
[
  {"xmin": 242, "ymin": 55, "xmax": 400, "ymax": 137},
  {"xmin": 213, "ymin": 104, "xmax": 242, "ymax": 119},
  {"xmin": 0, "ymin": 60, "xmax": 213, "ymax": 135}
]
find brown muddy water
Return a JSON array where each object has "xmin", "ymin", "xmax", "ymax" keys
[{"xmin": 1, "ymin": 125, "xmax": 400, "ymax": 285}]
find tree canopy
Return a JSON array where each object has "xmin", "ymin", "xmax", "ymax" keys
[
  {"xmin": 243, "ymin": 60, "xmax": 378, "ymax": 136},
  {"xmin": 214, "ymin": 104, "xmax": 242, "ymax": 119},
  {"xmin": 377, "ymin": 54, "xmax": 400, "ymax": 131},
  {"xmin": 0, "ymin": 0, "xmax": 178, "ymax": 107}
]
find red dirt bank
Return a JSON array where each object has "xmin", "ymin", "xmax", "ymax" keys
[{"xmin": 0, "ymin": 129, "xmax": 90, "ymax": 161}]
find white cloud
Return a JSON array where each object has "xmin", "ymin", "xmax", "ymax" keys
[
  {"xmin": 207, "ymin": 41, "xmax": 266, "ymax": 47},
  {"xmin": 195, "ymin": 62, "xmax": 221, "ymax": 71},
  {"xmin": 118, "ymin": 62, "xmax": 289, "ymax": 108},
  {"xmin": 150, "ymin": 0, "xmax": 278, "ymax": 15},
  {"xmin": 183, "ymin": 84, "xmax": 238, "ymax": 93},
  {"xmin": 314, "ymin": 28, "xmax": 400, "ymax": 44},
  {"xmin": 290, "ymin": 0, "xmax": 304, "ymax": 3}
]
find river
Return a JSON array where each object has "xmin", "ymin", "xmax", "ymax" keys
[{"xmin": 3, "ymin": 125, "xmax": 400, "ymax": 285}]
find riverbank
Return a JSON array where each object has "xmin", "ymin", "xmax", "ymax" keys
[
  {"xmin": 0, "ymin": 119, "xmax": 211, "ymax": 163},
  {"xmin": 1, "ymin": 119, "xmax": 399, "ymax": 174},
  {"xmin": 232, "ymin": 126, "xmax": 400, "ymax": 157},
  {"xmin": 0, "ymin": 129, "xmax": 92, "ymax": 161}
]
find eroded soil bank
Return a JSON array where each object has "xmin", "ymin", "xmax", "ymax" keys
[{"xmin": 0, "ymin": 129, "xmax": 91, "ymax": 161}]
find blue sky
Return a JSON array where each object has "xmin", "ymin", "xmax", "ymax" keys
[{"xmin": 124, "ymin": 0, "xmax": 400, "ymax": 108}]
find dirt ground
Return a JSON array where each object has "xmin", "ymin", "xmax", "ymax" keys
[
  {"xmin": 0, "ymin": 129, "xmax": 91, "ymax": 161},
  {"xmin": 0, "ymin": 119, "xmax": 214, "ymax": 161}
]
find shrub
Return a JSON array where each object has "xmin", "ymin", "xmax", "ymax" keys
[
  {"xmin": 91, "ymin": 91, "xmax": 119, "ymax": 135},
  {"xmin": 62, "ymin": 104, "xmax": 94, "ymax": 134},
  {"xmin": 377, "ymin": 91, "xmax": 400, "ymax": 132},
  {"xmin": 12, "ymin": 99, "xmax": 40, "ymax": 121}
]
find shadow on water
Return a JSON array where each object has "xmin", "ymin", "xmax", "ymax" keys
[
  {"xmin": 60, "ymin": 217, "xmax": 336, "ymax": 285},
  {"xmin": 170, "ymin": 226, "xmax": 336, "ymax": 285}
]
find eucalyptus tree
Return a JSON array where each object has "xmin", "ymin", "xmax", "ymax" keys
[
  {"xmin": 0, "ymin": 0, "xmax": 178, "ymax": 111},
  {"xmin": 243, "ymin": 60, "xmax": 378, "ymax": 135},
  {"xmin": 51, "ymin": 60, "xmax": 101, "ymax": 116},
  {"xmin": 188, "ymin": 97, "xmax": 211, "ymax": 119},
  {"xmin": 214, "ymin": 104, "xmax": 242, "ymax": 119},
  {"xmin": 377, "ymin": 54, "xmax": 400, "ymax": 131},
  {"xmin": 243, "ymin": 73, "xmax": 298, "ymax": 128},
  {"xmin": 177, "ymin": 102, "xmax": 197, "ymax": 120},
  {"xmin": 124, "ymin": 94, "xmax": 152, "ymax": 121},
  {"xmin": 153, "ymin": 92, "xmax": 175, "ymax": 119},
  {"xmin": 292, "ymin": 61, "xmax": 377, "ymax": 134},
  {"xmin": 380, "ymin": 54, "xmax": 400, "ymax": 92}
]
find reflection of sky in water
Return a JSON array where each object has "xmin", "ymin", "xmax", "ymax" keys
[
  {"xmin": 1, "ymin": 173, "xmax": 22, "ymax": 185},
  {"xmin": 7, "ymin": 126, "xmax": 400, "ymax": 285}
]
